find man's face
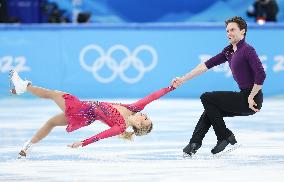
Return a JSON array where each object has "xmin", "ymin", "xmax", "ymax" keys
[{"xmin": 226, "ymin": 22, "xmax": 245, "ymax": 45}]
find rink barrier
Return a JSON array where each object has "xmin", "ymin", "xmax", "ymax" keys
[{"xmin": 0, "ymin": 23, "xmax": 283, "ymax": 98}]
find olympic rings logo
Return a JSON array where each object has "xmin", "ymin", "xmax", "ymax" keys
[{"xmin": 79, "ymin": 44, "xmax": 158, "ymax": 83}]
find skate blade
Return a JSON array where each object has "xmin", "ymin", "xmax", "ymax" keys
[
  {"xmin": 10, "ymin": 88, "xmax": 16, "ymax": 95},
  {"xmin": 17, "ymin": 150, "xmax": 27, "ymax": 159},
  {"xmin": 17, "ymin": 155, "xmax": 26, "ymax": 159},
  {"xmin": 9, "ymin": 70, "xmax": 14, "ymax": 83},
  {"xmin": 8, "ymin": 70, "xmax": 17, "ymax": 95},
  {"xmin": 182, "ymin": 152, "xmax": 193, "ymax": 159},
  {"xmin": 9, "ymin": 69, "xmax": 14, "ymax": 77},
  {"xmin": 212, "ymin": 144, "xmax": 242, "ymax": 159}
]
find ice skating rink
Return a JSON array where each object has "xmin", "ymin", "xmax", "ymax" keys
[{"xmin": 0, "ymin": 98, "xmax": 284, "ymax": 182}]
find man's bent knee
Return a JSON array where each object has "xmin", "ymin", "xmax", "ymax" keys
[{"xmin": 200, "ymin": 92, "xmax": 211, "ymax": 102}]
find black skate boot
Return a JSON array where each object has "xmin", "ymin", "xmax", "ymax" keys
[
  {"xmin": 183, "ymin": 142, "xmax": 201, "ymax": 157},
  {"xmin": 211, "ymin": 134, "xmax": 237, "ymax": 154}
]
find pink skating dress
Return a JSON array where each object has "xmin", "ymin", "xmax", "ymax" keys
[{"xmin": 63, "ymin": 86, "xmax": 175, "ymax": 147}]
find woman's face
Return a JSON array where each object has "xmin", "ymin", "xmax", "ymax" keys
[{"xmin": 134, "ymin": 112, "xmax": 152, "ymax": 129}]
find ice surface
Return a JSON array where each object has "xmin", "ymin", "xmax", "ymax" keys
[{"xmin": 1, "ymin": 98, "xmax": 284, "ymax": 181}]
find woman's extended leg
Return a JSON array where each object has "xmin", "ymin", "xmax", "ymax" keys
[
  {"xmin": 18, "ymin": 88, "xmax": 68, "ymax": 158},
  {"xmin": 30, "ymin": 113, "xmax": 67, "ymax": 143},
  {"xmin": 19, "ymin": 113, "xmax": 68, "ymax": 158},
  {"xmin": 10, "ymin": 70, "xmax": 71, "ymax": 158},
  {"xmin": 9, "ymin": 70, "xmax": 67, "ymax": 111},
  {"xmin": 27, "ymin": 85, "xmax": 67, "ymax": 111}
]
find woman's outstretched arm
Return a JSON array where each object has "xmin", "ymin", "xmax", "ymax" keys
[
  {"xmin": 121, "ymin": 86, "xmax": 176, "ymax": 112},
  {"xmin": 68, "ymin": 125, "xmax": 124, "ymax": 148}
]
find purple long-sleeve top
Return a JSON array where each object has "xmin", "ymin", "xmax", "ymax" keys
[{"xmin": 205, "ymin": 39, "xmax": 266, "ymax": 89}]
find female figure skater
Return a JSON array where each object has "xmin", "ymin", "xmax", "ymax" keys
[{"xmin": 9, "ymin": 70, "xmax": 175, "ymax": 158}]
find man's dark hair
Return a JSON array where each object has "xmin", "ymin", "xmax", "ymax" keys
[{"xmin": 225, "ymin": 16, "xmax": 247, "ymax": 36}]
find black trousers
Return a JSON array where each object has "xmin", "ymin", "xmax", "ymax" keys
[{"xmin": 190, "ymin": 89, "xmax": 263, "ymax": 145}]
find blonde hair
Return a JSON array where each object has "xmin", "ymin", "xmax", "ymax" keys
[{"xmin": 120, "ymin": 123, "xmax": 153, "ymax": 141}]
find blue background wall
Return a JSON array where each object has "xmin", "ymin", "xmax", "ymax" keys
[{"xmin": 0, "ymin": 24, "xmax": 284, "ymax": 98}]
